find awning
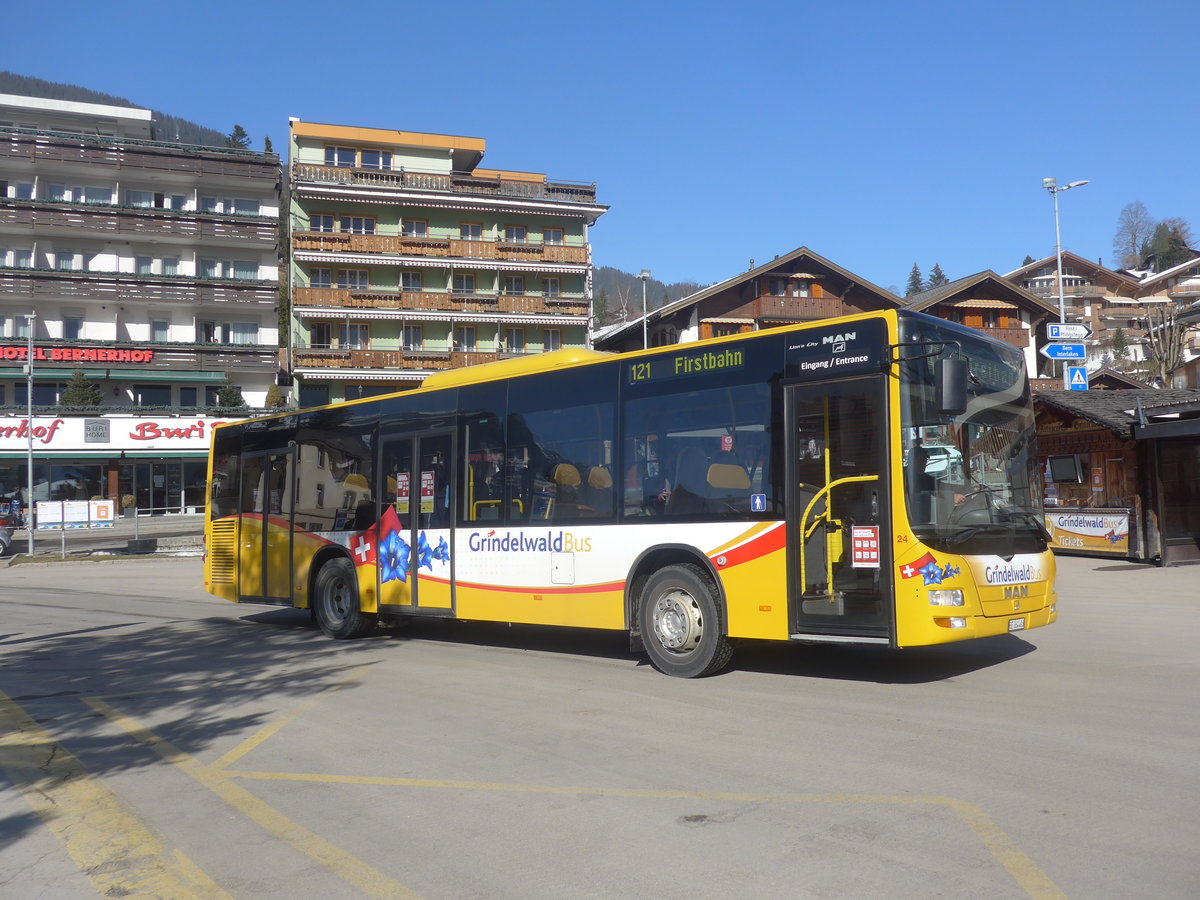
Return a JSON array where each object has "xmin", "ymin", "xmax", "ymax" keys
[
  {"xmin": 293, "ymin": 368, "xmax": 426, "ymax": 382},
  {"xmin": 0, "ymin": 369, "xmax": 226, "ymax": 382},
  {"xmin": 952, "ymin": 299, "xmax": 1018, "ymax": 309},
  {"xmin": 295, "ymin": 308, "xmax": 586, "ymax": 326}
]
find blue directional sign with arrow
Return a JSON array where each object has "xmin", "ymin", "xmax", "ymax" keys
[{"xmin": 1040, "ymin": 342, "xmax": 1086, "ymax": 360}]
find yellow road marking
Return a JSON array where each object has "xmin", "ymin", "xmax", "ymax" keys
[
  {"xmin": 211, "ymin": 665, "xmax": 369, "ymax": 770},
  {"xmin": 220, "ymin": 771, "xmax": 1066, "ymax": 899},
  {"xmin": 0, "ymin": 690, "xmax": 232, "ymax": 900},
  {"xmin": 85, "ymin": 696, "xmax": 422, "ymax": 900}
]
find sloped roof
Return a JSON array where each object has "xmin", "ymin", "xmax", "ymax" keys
[
  {"xmin": 1004, "ymin": 252, "xmax": 1140, "ymax": 293},
  {"xmin": 594, "ymin": 246, "xmax": 901, "ymax": 346},
  {"xmin": 1139, "ymin": 254, "xmax": 1200, "ymax": 290},
  {"xmin": 1035, "ymin": 388, "xmax": 1200, "ymax": 437},
  {"xmin": 903, "ymin": 270, "xmax": 1059, "ymax": 317}
]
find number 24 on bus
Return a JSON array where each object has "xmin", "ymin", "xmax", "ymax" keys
[{"xmin": 205, "ymin": 310, "xmax": 1056, "ymax": 677}]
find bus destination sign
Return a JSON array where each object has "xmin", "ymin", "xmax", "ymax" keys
[
  {"xmin": 785, "ymin": 319, "xmax": 886, "ymax": 381},
  {"xmin": 627, "ymin": 345, "xmax": 745, "ymax": 385}
]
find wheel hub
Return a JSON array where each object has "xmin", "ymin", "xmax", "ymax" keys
[{"xmin": 652, "ymin": 589, "xmax": 703, "ymax": 653}]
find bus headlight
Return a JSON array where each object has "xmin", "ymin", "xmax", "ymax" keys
[{"xmin": 928, "ymin": 589, "xmax": 964, "ymax": 607}]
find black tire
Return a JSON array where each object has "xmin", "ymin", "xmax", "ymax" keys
[
  {"xmin": 313, "ymin": 557, "xmax": 376, "ymax": 639},
  {"xmin": 638, "ymin": 563, "xmax": 733, "ymax": 677}
]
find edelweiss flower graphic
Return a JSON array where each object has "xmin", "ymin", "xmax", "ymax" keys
[
  {"xmin": 379, "ymin": 531, "xmax": 410, "ymax": 583},
  {"xmin": 416, "ymin": 532, "xmax": 434, "ymax": 571},
  {"xmin": 433, "ymin": 536, "xmax": 450, "ymax": 563}
]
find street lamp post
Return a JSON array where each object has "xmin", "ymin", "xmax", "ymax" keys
[
  {"xmin": 1042, "ymin": 177, "xmax": 1089, "ymax": 324},
  {"xmin": 638, "ymin": 269, "xmax": 651, "ymax": 349},
  {"xmin": 24, "ymin": 310, "xmax": 35, "ymax": 556}
]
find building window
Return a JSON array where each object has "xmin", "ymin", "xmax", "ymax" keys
[
  {"xmin": 151, "ymin": 320, "xmax": 169, "ymax": 342},
  {"xmin": 163, "ymin": 258, "xmax": 180, "ymax": 277},
  {"xmin": 299, "ymin": 384, "xmax": 330, "ymax": 408},
  {"xmin": 310, "ymin": 267, "xmax": 332, "ymax": 288},
  {"xmin": 503, "ymin": 225, "xmax": 527, "ymax": 244},
  {"xmin": 63, "ymin": 317, "xmax": 84, "ymax": 341},
  {"xmin": 543, "ymin": 328, "xmax": 561, "ymax": 352},
  {"xmin": 359, "ymin": 149, "xmax": 392, "ymax": 170},
  {"xmin": 339, "ymin": 323, "xmax": 369, "ymax": 349},
  {"xmin": 544, "ymin": 227, "xmax": 563, "ymax": 246},
  {"xmin": 231, "ymin": 198, "xmax": 260, "ymax": 216},
  {"xmin": 401, "ymin": 271, "xmax": 422, "ymax": 292},
  {"xmin": 768, "ymin": 277, "xmax": 789, "ymax": 297},
  {"xmin": 310, "ymin": 214, "xmax": 334, "ymax": 233},
  {"xmin": 325, "ymin": 146, "xmax": 357, "ymax": 168},
  {"xmin": 402, "ymin": 219, "xmax": 428, "ymax": 238},
  {"xmin": 543, "ymin": 277, "xmax": 561, "ymax": 298},
  {"xmin": 200, "ymin": 196, "xmax": 220, "ymax": 213},
  {"xmin": 340, "ymin": 215, "xmax": 375, "ymax": 235},
  {"xmin": 179, "ymin": 386, "xmax": 198, "ymax": 407},
  {"xmin": 13, "ymin": 182, "xmax": 34, "ymax": 200},
  {"xmin": 460, "ymin": 223, "xmax": 482, "ymax": 241},
  {"xmin": 228, "ymin": 322, "xmax": 260, "ymax": 345},
  {"xmin": 198, "ymin": 320, "xmax": 218, "ymax": 343},
  {"xmin": 337, "ymin": 269, "xmax": 369, "ymax": 289},
  {"xmin": 125, "ymin": 189, "xmax": 154, "ymax": 208},
  {"xmin": 45, "ymin": 184, "xmax": 67, "ymax": 202},
  {"xmin": 505, "ymin": 328, "xmax": 526, "ymax": 353},
  {"xmin": 134, "ymin": 384, "xmax": 171, "ymax": 407},
  {"xmin": 453, "ymin": 273, "xmax": 476, "ymax": 294},
  {"xmin": 454, "ymin": 325, "xmax": 476, "ymax": 352},
  {"xmin": 311, "ymin": 323, "xmax": 333, "ymax": 348},
  {"xmin": 16, "ymin": 382, "xmax": 65, "ymax": 406},
  {"xmin": 10, "ymin": 249, "xmax": 31, "ymax": 269},
  {"xmin": 136, "ymin": 256, "xmax": 154, "ymax": 275},
  {"xmin": 56, "ymin": 250, "xmax": 81, "ymax": 271},
  {"xmin": 402, "ymin": 324, "xmax": 423, "ymax": 351},
  {"xmin": 503, "ymin": 275, "xmax": 525, "ymax": 296},
  {"xmin": 199, "ymin": 258, "xmax": 219, "ymax": 278},
  {"xmin": 81, "ymin": 186, "xmax": 111, "ymax": 205},
  {"xmin": 14, "ymin": 315, "xmax": 30, "ymax": 339}
]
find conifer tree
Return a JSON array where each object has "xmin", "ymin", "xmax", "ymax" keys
[
  {"xmin": 216, "ymin": 374, "xmax": 247, "ymax": 408},
  {"xmin": 60, "ymin": 369, "xmax": 102, "ymax": 407},
  {"xmin": 905, "ymin": 264, "xmax": 924, "ymax": 297},
  {"xmin": 225, "ymin": 125, "xmax": 250, "ymax": 149},
  {"xmin": 928, "ymin": 263, "xmax": 949, "ymax": 287}
]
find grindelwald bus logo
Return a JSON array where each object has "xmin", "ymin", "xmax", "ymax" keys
[{"xmin": 468, "ymin": 530, "xmax": 593, "ymax": 553}]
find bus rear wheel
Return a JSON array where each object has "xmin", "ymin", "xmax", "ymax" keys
[
  {"xmin": 314, "ymin": 557, "xmax": 376, "ymax": 639},
  {"xmin": 639, "ymin": 564, "xmax": 733, "ymax": 677}
]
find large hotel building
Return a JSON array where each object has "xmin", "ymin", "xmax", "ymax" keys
[{"xmin": 0, "ymin": 93, "xmax": 280, "ymax": 513}]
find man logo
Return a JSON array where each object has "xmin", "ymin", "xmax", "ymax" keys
[{"xmin": 822, "ymin": 332, "xmax": 856, "ymax": 345}]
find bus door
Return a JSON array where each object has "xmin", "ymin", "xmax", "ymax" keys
[
  {"xmin": 377, "ymin": 431, "xmax": 455, "ymax": 612},
  {"xmin": 238, "ymin": 448, "xmax": 295, "ymax": 603},
  {"xmin": 786, "ymin": 378, "xmax": 892, "ymax": 640}
]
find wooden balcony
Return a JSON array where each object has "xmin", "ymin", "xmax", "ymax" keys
[
  {"xmin": 291, "ymin": 163, "xmax": 598, "ymax": 204},
  {"xmin": 751, "ymin": 295, "xmax": 844, "ymax": 320},
  {"xmin": 292, "ymin": 348, "xmax": 509, "ymax": 371},
  {"xmin": 0, "ymin": 199, "xmax": 278, "ymax": 244},
  {"xmin": 294, "ymin": 231, "xmax": 587, "ymax": 264},
  {"xmin": 292, "ymin": 287, "xmax": 587, "ymax": 317},
  {"xmin": 984, "ymin": 326, "xmax": 1029, "ymax": 349},
  {"xmin": 2, "ymin": 126, "xmax": 279, "ymax": 180},
  {"xmin": 0, "ymin": 267, "xmax": 277, "ymax": 306}
]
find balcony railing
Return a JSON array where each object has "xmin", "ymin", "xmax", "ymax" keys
[
  {"xmin": 0, "ymin": 199, "xmax": 278, "ymax": 244},
  {"xmin": 752, "ymin": 295, "xmax": 844, "ymax": 321},
  {"xmin": 293, "ymin": 231, "xmax": 588, "ymax": 264},
  {"xmin": 291, "ymin": 163, "xmax": 598, "ymax": 204},
  {"xmin": 984, "ymin": 327, "xmax": 1029, "ymax": 349},
  {"xmin": 292, "ymin": 348, "xmax": 536, "ymax": 371},
  {"xmin": 0, "ymin": 266, "xmax": 277, "ymax": 305},
  {"xmin": 1, "ymin": 126, "xmax": 280, "ymax": 179},
  {"xmin": 292, "ymin": 286, "xmax": 588, "ymax": 317}
]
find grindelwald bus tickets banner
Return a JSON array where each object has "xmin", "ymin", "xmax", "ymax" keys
[{"xmin": 1043, "ymin": 508, "xmax": 1130, "ymax": 555}]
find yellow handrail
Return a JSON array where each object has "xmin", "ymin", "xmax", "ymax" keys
[{"xmin": 798, "ymin": 474, "xmax": 879, "ymax": 595}]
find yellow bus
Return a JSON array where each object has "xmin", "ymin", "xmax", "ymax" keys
[{"xmin": 204, "ymin": 309, "xmax": 1056, "ymax": 677}]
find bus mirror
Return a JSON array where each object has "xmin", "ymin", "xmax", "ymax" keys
[{"xmin": 937, "ymin": 357, "xmax": 968, "ymax": 415}]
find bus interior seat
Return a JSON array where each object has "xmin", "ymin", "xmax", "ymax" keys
[
  {"xmin": 666, "ymin": 446, "xmax": 708, "ymax": 515},
  {"xmin": 585, "ymin": 465, "xmax": 613, "ymax": 516},
  {"xmin": 552, "ymin": 463, "xmax": 585, "ymax": 518}
]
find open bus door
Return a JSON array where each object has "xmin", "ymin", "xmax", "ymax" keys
[
  {"xmin": 237, "ymin": 448, "xmax": 295, "ymax": 604},
  {"xmin": 377, "ymin": 430, "xmax": 456, "ymax": 613},
  {"xmin": 786, "ymin": 378, "xmax": 893, "ymax": 642}
]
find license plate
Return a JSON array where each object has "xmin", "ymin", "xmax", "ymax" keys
[{"xmin": 1008, "ymin": 617, "xmax": 1026, "ymax": 632}]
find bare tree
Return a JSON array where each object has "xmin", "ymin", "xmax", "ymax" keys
[
  {"xmin": 1113, "ymin": 201, "xmax": 1155, "ymax": 268},
  {"xmin": 1142, "ymin": 303, "xmax": 1198, "ymax": 384}
]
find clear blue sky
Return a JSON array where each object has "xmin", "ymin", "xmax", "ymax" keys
[{"xmin": 8, "ymin": 0, "xmax": 1195, "ymax": 293}]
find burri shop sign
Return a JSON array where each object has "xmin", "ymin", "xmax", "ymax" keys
[{"xmin": 0, "ymin": 416, "xmax": 227, "ymax": 452}]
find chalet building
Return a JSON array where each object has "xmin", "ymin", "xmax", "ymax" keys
[
  {"xmin": 901, "ymin": 271, "xmax": 1058, "ymax": 377},
  {"xmin": 1035, "ymin": 388, "xmax": 1200, "ymax": 566},
  {"xmin": 0, "ymin": 93, "xmax": 281, "ymax": 514},
  {"xmin": 286, "ymin": 119, "xmax": 606, "ymax": 407},
  {"xmin": 592, "ymin": 247, "xmax": 900, "ymax": 353}
]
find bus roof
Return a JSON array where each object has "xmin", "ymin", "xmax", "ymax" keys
[{"xmin": 418, "ymin": 347, "xmax": 612, "ymax": 390}]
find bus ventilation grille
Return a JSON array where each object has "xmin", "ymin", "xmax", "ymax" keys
[{"xmin": 208, "ymin": 520, "xmax": 237, "ymax": 584}]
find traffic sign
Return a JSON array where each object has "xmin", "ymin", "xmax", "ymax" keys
[
  {"xmin": 1065, "ymin": 366, "xmax": 1088, "ymax": 391},
  {"xmin": 1047, "ymin": 323, "xmax": 1092, "ymax": 340},
  {"xmin": 1040, "ymin": 342, "xmax": 1086, "ymax": 360}
]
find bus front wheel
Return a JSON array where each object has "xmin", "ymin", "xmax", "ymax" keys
[
  {"xmin": 314, "ymin": 557, "xmax": 376, "ymax": 639},
  {"xmin": 639, "ymin": 564, "xmax": 733, "ymax": 677}
]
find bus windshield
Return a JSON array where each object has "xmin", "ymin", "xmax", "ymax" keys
[{"xmin": 898, "ymin": 317, "xmax": 1046, "ymax": 556}]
